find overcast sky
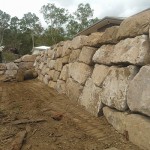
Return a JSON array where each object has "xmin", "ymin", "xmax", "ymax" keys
[{"xmin": 0, "ymin": 0, "xmax": 150, "ymax": 26}]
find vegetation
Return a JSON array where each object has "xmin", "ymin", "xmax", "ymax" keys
[{"xmin": 0, "ymin": 3, "xmax": 99, "ymax": 55}]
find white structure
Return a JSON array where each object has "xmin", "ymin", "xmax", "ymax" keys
[
  {"xmin": 32, "ymin": 46, "xmax": 50, "ymax": 55},
  {"xmin": 0, "ymin": 46, "xmax": 4, "ymax": 52}
]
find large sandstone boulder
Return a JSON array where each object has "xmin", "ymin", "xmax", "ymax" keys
[
  {"xmin": 59, "ymin": 64, "xmax": 69, "ymax": 81},
  {"xmin": 6, "ymin": 62, "xmax": 18, "ymax": 70},
  {"xmin": 117, "ymin": 9, "xmax": 150, "ymax": 40},
  {"xmin": 103, "ymin": 107, "xmax": 126, "ymax": 134},
  {"xmin": 111, "ymin": 35, "xmax": 150, "ymax": 66},
  {"xmin": 69, "ymin": 49, "xmax": 81, "ymax": 63},
  {"xmin": 93, "ymin": 45, "xmax": 114, "ymax": 65},
  {"xmin": 79, "ymin": 46, "xmax": 97, "ymax": 65},
  {"xmin": 103, "ymin": 107, "xmax": 150, "ymax": 150},
  {"xmin": 71, "ymin": 35, "xmax": 88, "ymax": 49},
  {"xmin": 47, "ymin": 70, "xmax": 55, "ymax": 79},
  {"xmin": 48, "ymin": 60, "xmax": 55, "ymax": 70},
  {"xmin": 125, "ymin": 114, "xmax": 150, "ymax": 150},
  {"xmin": 79, "ymin": 78, "xmax": 103, "ymax": 116},
  {"xmin": 53, "ymin": 71, "xmax": 60, "ymax": 82},
  {"xmin": 0, "ymin": 63, "xmax": 6, "ymax": 71},
  {"xmin": 99, "ymin": 26, "xmax": 119, "ymax": 44},
  {"xmin": 62, "ymin": 40, "xmax": 72, "ymax": 57},
  {"xmin": 127, "ymin": 66, "xmax": 150, "ymax": 116},
  {"xmin": 69, "ymin": 62, "xmax": 93, "ymax": 85},
  {"xmin": 54, "ymin": 59, "xmax": 63, "ymax": 71},
  {"xmin": 91, "ymin": 65, "xmax": 109, "ymax": 87},
  {"xmin": 66, "ymin": 78, "xmax": 83, "ymax": 101},
  {"xmin": 5, "ymin": 70, "xmax": 17, "ymax": 77},
  {"xmin": 21, "ymin": 54, "xmax": 36, "ymax": 62},
  {"xmin": 86, "ymin": 32, "xmax": 104, "ymax": 47},
  {"xmin": 19, "ymin": 62, "xmax": 34, "ymax": 69},
  {"xmin": 56, "ymin": 80, "xmax": 66, "ymax": 94},
  {"xmin": 101, "ymin": 66, "xmax": 138, "ymax": 111}
]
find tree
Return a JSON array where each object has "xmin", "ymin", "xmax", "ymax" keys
[
  {"xmin": 0, "ymin": 10, "xmax": 10, "ymax": 46},
  {"xmin": 20, "ymin": 12, "xmax": 43, "ymax": 48},
  {"xmin": 41, "ymin": 3, "xmax": 69, "ymax": 44}
]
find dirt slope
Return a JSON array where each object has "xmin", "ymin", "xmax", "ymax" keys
[{"xmin": 0, "ymin": 79, "xmax": 141, "ymax": 150}]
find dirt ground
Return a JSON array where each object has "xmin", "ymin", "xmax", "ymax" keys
[{"xmin": 0, "ymin": 78, "xmax": 142, "ymax": 150}]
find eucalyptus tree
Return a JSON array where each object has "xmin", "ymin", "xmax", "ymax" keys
[
  {"xmin": 0, "ymin": 10, "xmax": 10, "ymax": 46},
  {"xmin": 41, "ymin": 3, "xmax": 69, "ymax": 44}
]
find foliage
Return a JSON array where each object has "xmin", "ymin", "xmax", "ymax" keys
[{"xmin": 0, "ymin": 3, "xmax": 99, "ymax": 58}]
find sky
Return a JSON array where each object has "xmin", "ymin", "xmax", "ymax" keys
[{"xmin": 0, "ymin": 0, "xmax": 150, "ymax": 26}]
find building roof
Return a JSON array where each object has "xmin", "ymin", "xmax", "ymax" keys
[{"xmin": 76, "ymin": 16, "xmax": 124, "ymax": 36}]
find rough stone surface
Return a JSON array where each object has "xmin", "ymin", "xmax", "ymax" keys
[
  {"xmin": 127, "ymin": 66, "xmax": 150, "ymax": 116},
  {"xmin": 91, "ymin": 64, "xmax": 109, "ymax": 87},
  {"xmin": 86, "ymin": 32, "xmax": 104, "ymax": 47},
  {"xmin": 79, "ymin": 46, "xmax": 97, "ymax": 65},
  {"xmin": 126, "ymin": 114, "xmax": 150, "ymax": 150},
  {"xmin": 66, "ymin": 78, "xmax": 83, "ymax": 101},
  {"xmin": 62, "ymin": 40, "xmax": 72, "ymax": 57},
  {"xmin": 43, "ymin": 75, "xmax": 50, "ymax": 85},
  {"xmin": 62, "ymin": 55, "xmax": 69, "ymax": 64},
  {"xmin": 19, "ymin": 62, "xmax": 34, "ymax": 69},
  {"xmin": 6, "ymin": 62, "xmax": 18, "ymax": 70},
  {"xmin": 0, "ymin": 71, "xmax": 4, "ymax": 75},
  {"xmin": 21, "ymin": 54, "xmax": 36, "ymax": 62},
  {"xmin": 104, "ymin": 148, "xmax": 119, "ymax": 150},
  {"xmin": 69, "ymin": 62, "xmax": 93, "ymax": 85},
  {"xmin": 111, "ymin": 35, "xmax": 150, "ymax": 66},
  {"xmin": 117, "ymin": 9, "xmax": 150, "ymax": 40},
  {"xmin": 48, "ymin": 81, "xmax": 57, "ymax": 89},
  {"xmin": 0, "ymin": 63, "xmax": 6, "ymax": 71},
  {"xmin": 69, "ymin": 49, "xmax": 81, "ymax": 63},
  {"xmin": 24, "ymin": 70, "xmax": 38, "ymax": 80},
  {"xmin": 99, "ymin": 26, "xmax": 119, "ymax": 44},
  {"xmin": 41, "ymin": 66, "xmax": 49, "ymax": 75},
  {"xmin": 103, "ymin": 107, "xmax": 126, "ymax": 134},
  {"xmin": 71, "ymin": 35, "xmax": 88, "ymax": 49},
  {"xmin": 54, "ymin": 59, "xmax": 63, "ymax": 71},
  {"xmin": 101, "ymin": 66, "xmax": 138, "ymax": 111},
  {"xmin": 56, "ymin": 80, "xmax": 66, "ymax": 94},
  {"xmin": 53, "ymin": 71, "xmax": 60, "ymax": 82},
  {"xmin": 79, "ymin": 78, "xmax": 103, "ymax": 116},
  {"xmin": 47, "ymin": 70, "xmax": 55, "ymax": 80},
  {"xmin": 48, "ymin": 60, "xmax": 55, "ymax": 70},
  {"xmin": 5, "ymin": 70, "xmax": 17, "ymax": 77},
  {"xmin": 93, "ymin": 45, "xmax": 114, "ymax": 65},
  {"xmin": 59, "ymin": 64, "xmax": 69, "ymax": 81}
]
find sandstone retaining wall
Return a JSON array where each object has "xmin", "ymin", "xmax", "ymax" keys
[{"xmin": 30, "ymin": 9, "xmax": 150, "ymax": 150}]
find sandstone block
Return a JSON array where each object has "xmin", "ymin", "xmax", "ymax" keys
[
  {"xmin": 62, "ymin": 40, "xmax": 72, "ymax": 57},
  {"xmin": 69, "ymin": 62, "xmax": 93, "ymax": 85},
  {"xmin": 47, "ymin": 70, "xmax": 55, "ymax": 80},
  {"xmin": 111, "ymin": 35, "xmax": 150, "ymax": 66},
  {"xmin": 0, "ymin": 63, "xmax": 6, "ymax": 71},
  {"xmin": 0, "ymin": 71, "xmax": 4, "ymax": 75},
  {"xmin": 5, "ymin": 70, "xmax": 17, "ymax": 77},
  {"xmin": 54, "ymin": 59, "xmax": 63, "ymax": 71},
  {"xmin": 101, "ymin": 66, "xmax": 138, "ymax": 111},
  {"xmin": 48, "ymin": 60, "xmax": 55, "ymax": 70},
  {"xmin": 62, "ymin": 55, "xmax": 69, "ymax": 64},
  {"xmin": 39, "ymin": 62, "xmax": 44, "ymax": 70},
  {"xmin": 117, "ymin": 9, "xmax": 150, "ymax": 40},
  {"xmin": 38, "ymin": 74, "xmax": 44, "ymax": 81},
  {"xmin": 19, "ymin": 62, "xmax": 34, "ymax": 69},
  {"xmin": 55, "ymin": 46, "xmax": 62, "ymax": 58},
  {"xmin": 43, "ymin": 75, "xmax": 50, "ymax": 85},
  {"xmin": 103, "ymin": 107, "xmax": 127, "ymax": 134},
  {"xmin": 21, "ymin": 54, "xmax": 36, "ymax": 62},
  {"xmin": 59, "ymin": 64, "xmax": 69, "ymax": 81},
  {"xmin": 99, "ymin": 26, "xmax": 119, "ymax": 44},
  {"xmin": 91, "ymin": 64, "xmax": 109, "ymax": 87},
  {"xmin": 71, "ymin": 35, "xmax": 88, "ymax": 49},
  {"xmin": 92, "ymin": 45, "xmax": 114, "ymax": 65},
  {"xmin": 69, "ymin": 49, "xmax": 81, "ymax": 63},
  {"xmin": 48, "ymin": 81, "xmax": 57, "ymax": 89},
  {"xmin": 66, "ymin": 78, "xmax": 83, "ymax": 101},
  {"xmin": 79, "ymin": 46, "xmax": 97, "ymax": 65},
  {"xmin": 56, "ymin": 80, "xmax": 66, "ymax": 94},
  {"xmin": 6, "ymin": 62, "xmax": 18, "ymax": 70},
  {"xmin": 53, "ymin": 71, "xmax": 60, "ymax": 82},
  {"xmin": 86, "ymin": 32, "xmax": 104, "ymax": 47},
  {"xmin": 125, "ymin": 114, "xmax": 150, "ymax": 150},
  {"xmin": 127, "ymin": 66, "xmax": 150, "ymax": 116},
  {"xmin": 41, "ymin": 66, "xmax": 49, "ymax": 75},
  {"xmin": 79, "ymin": 78, "xmax": 103, "ymax": 116}
]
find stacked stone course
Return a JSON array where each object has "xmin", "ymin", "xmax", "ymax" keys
[{"xmin": 34, "ymin": 9, "xmax": 150, "ymax": 150}]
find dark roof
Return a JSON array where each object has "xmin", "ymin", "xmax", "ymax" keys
[{"xmin": 76, "ymin": 17, "xmax": 124, "ymax": 36}]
